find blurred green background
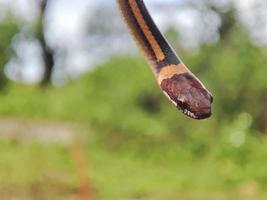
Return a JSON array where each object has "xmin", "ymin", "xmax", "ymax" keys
[{"xmin": 0, "ymin": 0, "xmax": 267, "ymax": 200}]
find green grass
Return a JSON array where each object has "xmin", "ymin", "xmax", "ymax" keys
[
  {"xmin": 1, "ymin": 136, "xmax": 267, "ymax": 200},
  {"xmin": 0, "ymin": 56, "xmax": 267, "ymax": 199},
  {"xmin": 0, "ymin": 139, "xmax": 76, "ymax": 200}
]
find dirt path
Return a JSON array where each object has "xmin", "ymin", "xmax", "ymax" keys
[{"xmin": 0, "ymin": 118, "xmax": 76, "ymax": 144}]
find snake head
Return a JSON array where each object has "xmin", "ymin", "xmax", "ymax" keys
[{"xmin": 160, "ymin": 72, "xmax": 213, "ymax": 120}]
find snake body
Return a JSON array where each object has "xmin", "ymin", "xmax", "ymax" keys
[{"xmin": 117, "ymin": 0, "xmax": 213, "ymax": 120}]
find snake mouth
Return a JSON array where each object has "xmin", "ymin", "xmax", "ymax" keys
[
  {"xmin": 181, "ymin": 108, "xmax": 198, "ymax": 119},
  {"xmin": 180, "ymin": 107, "xmax": 211, "ymax": 120}
]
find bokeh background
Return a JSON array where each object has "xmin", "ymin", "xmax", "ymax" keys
[{"xmin": 0, "ymin": 0, "xmax": 267, "ymax": 199}]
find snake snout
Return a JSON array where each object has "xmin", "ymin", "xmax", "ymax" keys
[
  {"xmin": 176, "ymin": 90, "xmax": 212, "ymax": 120},
  {"xmin": 196, "ymin": 109, "xmax": 212, "ymax": 119},
  {"xmin": 188, "ymin": 88, "xmax": 213, "ymax": 119},
  {"xmin": 194, "ymin": 106, "xmax": 212, "ymax": 119}
]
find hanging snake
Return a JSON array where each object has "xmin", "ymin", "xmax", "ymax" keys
[{"xmin": 117, "ymin": 0, "xmax": 213, "ymax": 120}]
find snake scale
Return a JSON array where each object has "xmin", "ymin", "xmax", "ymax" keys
[{"xmin": 117, "ymin": 0, "xmax": 213, "ymax": 120}]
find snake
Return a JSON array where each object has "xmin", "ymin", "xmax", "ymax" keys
[{"xmin": 117, "ymin": 0, "xmax": 213, "ymax": 120}]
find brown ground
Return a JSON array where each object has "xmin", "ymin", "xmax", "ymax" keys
[{"xmin": 0, "ymin": 117, "xmax": 75, "ymax": 144}]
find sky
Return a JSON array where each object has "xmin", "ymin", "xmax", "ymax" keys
[{"xmin": 0, "ymin": 0, "xmax": 267, "ymax": 84}]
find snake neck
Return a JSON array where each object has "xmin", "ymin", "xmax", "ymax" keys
[
  {"xmin": 117, "ymin": 0, "xmax": 213, "ymax": 120},
  {"xmin": 117, "ymin": 0, "xmax": 181, "ymax": 73}
]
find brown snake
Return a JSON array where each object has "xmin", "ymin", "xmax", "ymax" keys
[{"xmin": 117, "ymin": 0, "xmax": 213, "ymax": 120}]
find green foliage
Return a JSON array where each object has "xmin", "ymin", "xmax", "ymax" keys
[
  {"xmin": 0, "ymin": 57, "xmax": 216, "ymax": 144},
  {"xmin": 1, "ymin": 28, "xmax": 267, "ymax": 138},
  {"xmin": 0, "ymin": 20, "xmax": 18, "ymax": 88},
  {"xmin": 0, "ymin": 21, "xmax": 267, "ymax": 199},
  {"xmin": 0, "ymin": 28, "xmax": 267, "ymax": 141}
]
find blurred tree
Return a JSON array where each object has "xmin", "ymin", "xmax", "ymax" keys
[
  {"xmin": 36, "ymin": 0, "xmax": 54, "ymax": 86},
  {"xmin": 214, "ymin": 7, "xmax": 236, "ymax": 41},
  {"xmin": 0, "ymin": 20, "xmax": 18, "ymax": 89}
]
